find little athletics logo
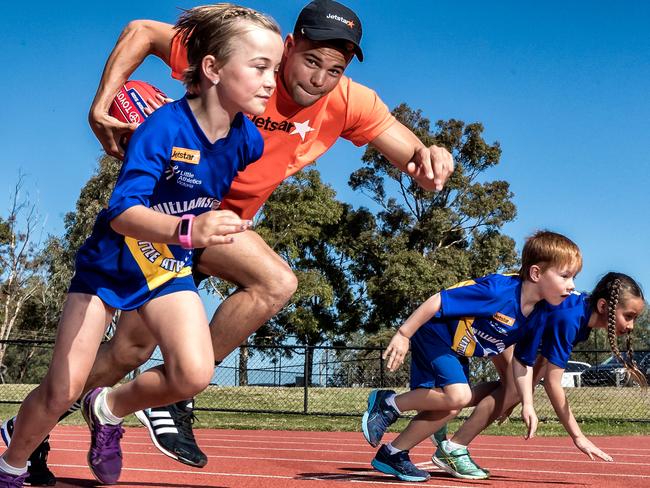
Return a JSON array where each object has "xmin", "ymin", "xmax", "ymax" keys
[
  {"xmin": 176, "ymin": 169, "xmax": 202, "ymax": 189},
  {"xmin": 165, "ymin": 162, "xmax": 202, "ymax": 188}
]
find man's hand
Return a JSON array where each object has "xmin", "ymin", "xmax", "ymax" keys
[
  {"xmin": 407, "ymin": 144, "xmax": 454, "ymax": 191},
  {"xmin": 574, "ymin": 435, "xmax": 613, "ymax": 462},
  {"xmin": 89, "ymin": 93, "xmax": 172, "ymax": 160},
  {"xmin": 89, "ymin": 110, "xmax": 138, "ymax": 160},
  {"xmin": 88, "ymin": 19, "xmax": 176, "ymax": 159},
  {"xmin": 370, "ymin": 123, "xmax": 454, "ymax": 192},
  {"xmin": 383, "ymin": 331, "xmax": 410, "ymax": 372}
]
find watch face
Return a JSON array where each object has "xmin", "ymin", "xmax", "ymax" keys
[{"xmin": 180, "ymin": 218, "xmax": 190, "ymax": 236}]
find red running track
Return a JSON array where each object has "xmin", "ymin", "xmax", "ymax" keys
[{"xmin": 1, "ymin": 426, "xmax": 649, "ymax": 487}]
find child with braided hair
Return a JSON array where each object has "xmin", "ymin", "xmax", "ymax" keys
[
  {"xmin": 599, "ymin": 274, "xmax": 646, "ymax": 386},
  {"xmin": 431, "ymin": 272, "xmax": 645, "ymax": 479}
]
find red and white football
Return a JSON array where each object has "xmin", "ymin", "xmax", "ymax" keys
[{"xmin": 109, "ymin": 80, "xmax": 167, "ymax": 125}]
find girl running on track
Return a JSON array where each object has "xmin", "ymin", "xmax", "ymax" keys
[
  {"xmin": 0, "ymin": 5, "xmax": 283, "ymax": 487},
  {"xmin": 360, "ymin": 230, "xmax": 582, "ymax": 482},
  {"xmin": 432, "ymin": 272, "xmax": 646, "ymax": 479}
]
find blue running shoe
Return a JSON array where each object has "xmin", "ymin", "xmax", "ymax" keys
[
  {"xmin": 371, "ymin": 445, "xmax": 430, "ymax": 482},
  {"xmin": 362, "ymin": 390, "xmax": 399, "ymax": 447}
]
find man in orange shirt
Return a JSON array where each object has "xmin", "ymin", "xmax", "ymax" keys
[{"xmin": 3, "ymin": 2, "xmax": 454, "ymax": 484}]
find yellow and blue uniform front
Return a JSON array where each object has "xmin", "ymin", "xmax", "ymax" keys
[
  {"xmin": 410, "ymin": 274, "xmax": 546, "ymax": 389},
  {"xmin": 69, "ymin": 97, "xmax": 263, "ymax": 310}
]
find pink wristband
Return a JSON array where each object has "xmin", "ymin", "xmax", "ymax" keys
[{"xmin": 178, "ymin": 214, "xmax": 195, "ymax": 249}]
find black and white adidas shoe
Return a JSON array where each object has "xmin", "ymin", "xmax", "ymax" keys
[
  {"xmin": 1, "ymin": 417, "xmax": 56, "ymax": 486},
  {"xmin": 135, "ymin": 399, "xmax": 207, "ymax": 468}
]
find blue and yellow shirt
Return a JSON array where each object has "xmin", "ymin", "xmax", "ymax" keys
[
  {"xmin": 70, "ymin": 96, "xmax": 263, "ymax": 310},
  {"xmin": 420, "ymin": 274, "xmax": 546, "ymax": 366}
]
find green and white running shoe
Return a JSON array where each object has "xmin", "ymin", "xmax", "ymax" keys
[{"xmin": 432, "ymin": 440, "xmax": 490, "ymax": 480}]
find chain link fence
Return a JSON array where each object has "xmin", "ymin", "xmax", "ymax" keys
[{"xmin": 1, "ymin": 340, "xmax": 649, "ymax": 421}]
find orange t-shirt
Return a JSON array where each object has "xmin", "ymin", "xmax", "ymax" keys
[{"xmin": 169, "ymin": 36, "xmax": 396, "ymax": 219}]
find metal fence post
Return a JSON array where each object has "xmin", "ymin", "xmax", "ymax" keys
[
  {"xmin": 303, "ymin": 345, "xmax": 310, "ymax": 414},
  {"xmin": 235, "ymin": 347, "xmax": 239, "ymax": 386},
  {"xmin": 379, "ymin": 344, "xmax": 385, "ymax": 387}
]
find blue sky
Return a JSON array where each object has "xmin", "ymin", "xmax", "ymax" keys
[{"xmin": 1, "ymin": 0, "xmax": 649, "ymax": 300}]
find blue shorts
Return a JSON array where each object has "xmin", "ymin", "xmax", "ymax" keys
[
  {"xmin": 410, "ymin": 328, "xmax": 470, "ymax": 389},
  {"xmin": 69, "ymin": 272, "xmax": 197, "ymax": 311}
]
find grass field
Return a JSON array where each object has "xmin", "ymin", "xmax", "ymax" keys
[
  {"xmin": 1, "ymin": 383, "xmax": 648, "ymax": 436},
  {"xmin": 196, "ymin": 384, "xmax": 650, "ymax": 420}
]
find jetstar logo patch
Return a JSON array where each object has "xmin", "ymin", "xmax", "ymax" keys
[
  {"xmin": 493, "ymin": 312, "xmax": 515, "ymax": 327},
  {"xmin": 171, "ymin": 147, "xmax": 200, "ymax": 164}
]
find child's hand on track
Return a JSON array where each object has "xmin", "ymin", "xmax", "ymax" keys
[
  {"xmin": 521, "ymin": 403, "xmax": 538, "ymax": 439},
  {"xmin": 192, "ymin": 210, "xmax": 252, "ymax": 247},
  {"xmin": 574, "ymin": 436, "xmax": 613, "ymax": 462},
  {"xmin": 383, "ymin": 331, "xmax": 410, "ymax": 372}
]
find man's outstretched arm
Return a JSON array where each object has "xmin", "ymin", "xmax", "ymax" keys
[
  {"xmin": 370, "ymin": 120, "xmax": 454, "ymax": 191},
  {"xmin": 88, "ymin": 20, "xmax": 175, "ymax": 159}
]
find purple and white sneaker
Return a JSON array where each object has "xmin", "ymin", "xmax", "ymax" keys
[
  {"xmin": 81, "ymin": 388, "xmax": 124, "ymax": 485},
  {"xmin": 0, "ymin": 470, "xmax": 28, "ymax": 487}
]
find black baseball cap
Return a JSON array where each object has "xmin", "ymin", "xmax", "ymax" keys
[{"xmin": 293, "ymin": 0, "xmax": 363, "ymax": 61}]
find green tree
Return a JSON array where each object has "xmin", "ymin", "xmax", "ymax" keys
[
  {"xmin": 45, "ymin": 154, "xmax": 121, "ymax": 303},
  {"xmin": 254, "ymin": 170, "xmax": 363, "ymax": 346},
  {"xmin": 0, "ymin": 176, "xmax": 49, "ymax": 381},
  {"xmin": 345, "ymin": 105, "xmax": 518, "ymax": 330},
  {"xmin": 40, "ymin": 155, "xmax": 122, "ymax": 336}
]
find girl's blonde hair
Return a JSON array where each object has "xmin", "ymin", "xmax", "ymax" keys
[
  {"xmin": 519, "ymin": 230, "xmax": 582, "ymax": 281},
  {"xmin": 175, "ymin": 4, "xmax": 281, "ymax": 89}
]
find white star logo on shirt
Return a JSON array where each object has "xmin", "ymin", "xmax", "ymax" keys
[{"xmin": 290, "ymin": 120, "xmax": 315, "ymax": 141}]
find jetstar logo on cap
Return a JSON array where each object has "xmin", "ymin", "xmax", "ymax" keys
[
  {"xmin": 171, "ymin": 147, "xmax": 200, "ymax": 164},
  {"xmin": 326, "ymin": 13, "xmax": 355, "ymax": 28},
  {"xmin": 492, "ymin": 312, "xmax": 515, "ymax": 327}
]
